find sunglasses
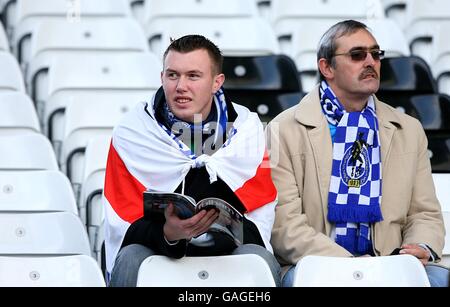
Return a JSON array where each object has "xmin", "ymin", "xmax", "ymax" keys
[{"xmin": 333, "ymin": 49, "xmax": 385, "ymax": 61}]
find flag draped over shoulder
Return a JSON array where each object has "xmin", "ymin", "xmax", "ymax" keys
[{"xmin": 103, "ymin": 99, "xmax": 277, "ymax": 274}]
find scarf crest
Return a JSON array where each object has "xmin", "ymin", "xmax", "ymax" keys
[{"xmin": 320, "ymin": 81, "xmax": 383, "ymax": 255}]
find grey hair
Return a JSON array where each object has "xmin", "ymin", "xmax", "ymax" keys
[{"xmin": 317, "ymin": 20, "xmax": 371, "ymax": 80}]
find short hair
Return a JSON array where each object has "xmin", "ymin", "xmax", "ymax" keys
[
  {"xmin": 162, "ymin": 34, "xmax": 223, "ymax": 75},
  {"xmin": 317, "ymin": 20, "xmax": 371, "ymax": 80}
]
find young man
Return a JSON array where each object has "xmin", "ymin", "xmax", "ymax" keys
[
  {"xmin": 103, "ymin": 35, "xmax": 280, "ymax": 286},
  {"xmin": 266, "ymin": 20, "xmax": 448, "ymax": 287}
]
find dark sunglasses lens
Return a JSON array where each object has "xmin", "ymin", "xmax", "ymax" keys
[
  {"xmin": 350, "ymin": 50, "xmax": 367, "ymax": 61},
  {"xmin": 370, "ymin": 51, "xmax": 381, "ymax": 60}
]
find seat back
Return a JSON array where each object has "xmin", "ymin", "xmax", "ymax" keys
[
  {"xmin": 376, "ymin": 93, "xmax": 450, "ymax": 131},
  {"xmin": 293, "ymin": 255, "xmax": 430, "ymax": 286},
  {"xmin": 0, "ymin": 52, "xmax": 25, "ymax": 92},
  {"xmin": 80, "ymin": 136, "xmax": 110, "ymax": 262},
  {"xmin": 223, "ymin": 55, "xmax": 302, "ymax": 122},
  {"xmin": 61, "ymin": 97, "xmax": 138, "ymax": 203},
  {"xmin": 137, "ymin": 254, "xmax": 276, "ymax": 287},
  {"xmin": 0, "ymin": 22, "xmax": 8, "ymax": 51},
  {"xmin": 13, "ymin": 0, "xmax": 132, "ymax": 65},
  {"xmin": 0, "ymin": 92, "xmax": 40, "ymax": 135},
  {"xmin": 0, "ymin": 170, "xmax": 77, "ymax": 214},
  {"xmin": 0, "ymin": 255, "xmax": 105, "ymax": 286},
  {"xmin": 426, "ymin": 132, "xmax": 450, "ymax": 173},
  {"xmin": 379, "ymin": 56, "xmax": 437, "ymax": 94},
  {"xmin": 0, "ymin": 211, "xmax": 91, "ymax": 256},
  {"xmin": 147, "ymin": 17, "xmax": 279, "ymax": 59},
  {"xmin": 26, "ymin": 18, "xmax": 149, "ymax": 97},
  {"xmin": 143, "ymin": 0, "xmax": 258, "ymax": 27},
  {"xmin": 0, "ymin": 134, "xmax": 58, "ymax": 171}
]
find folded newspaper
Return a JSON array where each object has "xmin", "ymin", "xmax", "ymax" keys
[{"xmin": 143, "ymin": 191, "xmax": 244, "ymax": 245}]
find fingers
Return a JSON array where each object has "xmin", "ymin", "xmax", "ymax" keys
[{"xmin": 399, "ymin": 244, "xmax": 430, "ymax": 265}]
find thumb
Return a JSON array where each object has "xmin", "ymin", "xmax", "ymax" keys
[{"xmin": 164, "ymin": 203, "xmax": 174, "ymax": 219}]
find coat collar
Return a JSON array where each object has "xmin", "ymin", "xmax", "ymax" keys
[{"xmin": 293, "ymin": 85, "xmax": 403, "ymax": 235}]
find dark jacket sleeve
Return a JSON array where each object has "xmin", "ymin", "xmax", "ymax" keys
[{"xmin": 121, "ymin": 217, "xmax": 187, "ymax": 259}]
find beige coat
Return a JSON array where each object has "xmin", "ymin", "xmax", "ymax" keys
[{"xmin": 266, "ymin": 86, "xmax": 445, "ymax": 269}]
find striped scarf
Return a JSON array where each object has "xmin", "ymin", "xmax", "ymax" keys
[{"xmin": 320, "ymin": 81, "xmax": 383, "ymax": 255}]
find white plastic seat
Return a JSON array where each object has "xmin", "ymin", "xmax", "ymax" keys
[
  {"xmin": 128, "ymin": 0, "xmax": 146, "ymax": 25},
  {"xmin": 293, "ymin": 255, "xmax": 430, "ymax": 287},
  {"xmin": 40, "ymin": 52, "xmax": 160, "ymax": 144},
  {"xmin": 0, "ymin": 92, "xmax": 40, "ymax": 135},
  {"xmin": 0, "ymin": 170, "xmax": 77, "ymax": 214},
  {"xmin": 12, "ymin": 0, "xmax": 132, "ymax": 67},
  {"xmin": 143, "ymin": 0, "xmax": 258, "ymax": 29},
  {"xmin": 147, "ymin": 17, "xmax": 279, "ymax": 59},
  {"xmin": 80, "ymin": 136, "xmax": 110, "ymax": 260},
  {"xmin": 136, "ymin": 254, "xmax": 277, "ymax": 287},
  {"xmin": 433, "ymin": 173, "xmax": 450, "ymax": 212},
  {"xmin": 26, "ymin": 18, "xmax": 149, "ymax": 98},
  {"xmin": 0, "ymin": 134, "xmax": 58, "ymax": 171},
  {"xmin": 0, "ymin": 52, "xmax": 25, "ymax": 92},
  {"xmin": 381, "ymin": 0, "xmax": 407, "ymax": 28},
  {"xmin": 430, "ymin": 22, "xmax": 450, "ymax": 96},
  {"xmin": 0, "ymin": 211, "xmax": 91, "ymax": 256},
  {"xmin": 271, "ymin": 0, "xmax": 385, "ymax": 39},
  {"xmin": 366, "ymin": 19, "xmax": 410, "ymax": 57},
  {"xmin": 0, "ymin": 255, "xmax": 105, "ymax": 287},
  {"xmin": 0, "ymin": 23, "xmax": 9, "ymax": 51},
  {"xmin": 404, "ymin": 0, "xmax": 450, "ymax": 65},
  {"xmin": 60, "ymin": 97, "xmax": 140, "ymax": 205}
]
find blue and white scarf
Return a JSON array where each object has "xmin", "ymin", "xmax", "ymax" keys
[
  {"xmin": 158, "ymin": 88, "xmax": 230, "ymax": 160},
  {"xmin": 320, "ymin": 81, "xmax": 383, "ymax": 255}
]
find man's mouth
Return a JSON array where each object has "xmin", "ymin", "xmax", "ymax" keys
[
  {"xmin": 175, "ymin": 97, "xmax": 192, "ymax": 103},
  {"xmin": 360, "ymin": 70, "xmax": 378, "ymax": 80}
]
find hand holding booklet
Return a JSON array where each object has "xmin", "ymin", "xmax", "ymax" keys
[{"xmin": 143, "ymin": 191, "xmax": 244, "ymax": 245}]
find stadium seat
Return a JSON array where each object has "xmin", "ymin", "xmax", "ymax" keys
[
  {"xmin": 26, "ymin": 18, "xmax": 149, "ymax": 97},
  {"xmin": 426, "ymin": 132, "xmax": 450, "ymax": 173},
  {"xmin": 404, "ymin": 0, "xmax": 450, "ymax": 64},
  {"xmin": 0, "ymin": 22, "xmax": 8, "ymax": 51},
  {"xmin": 143, "ymin": 0, "xmax": 258, "ymax": 29},
  {"xmin": 432, "ymin": 173, "xmax": 450, "ymax": 267},
  {"xmin": 223, "ymin": 55, "xmax": 302, "ymax": 122},
  {"xmin": 293, "ymin": 254, "xmax": 430, "ymax": 287},
  {"xmin": 136, "ymin": 254, "xmax": 277, "ymax": 287},
  {"xmin": 0, "ymin": 255, "xmax": 105, "ymax": 286},
  {"xmin": 377, "ymin": 93, "xmax": 450, "ymax": 131},
  {"xmin": 128, "ymin": 0, "xmax": 146, "ymax": 25},
  {"xmin": 270, "ymin": 0, "xmax": 384, "ymax": 40},
  {"xmin": 430, "ymin": 22, "xmax": 450, "ymax": 96},
  {"xmin": 365, "ymin": 19, "xmax": 410, "ymax": 57},
  {"xmin": 12, "ymin": 0, "xmax": 132, "ymax": 67},
  {"xmin": 378, "ymin": 56, "xmax": 437, "ymax": 94},
  {"xmin": 0, "ymin": 52, "xmax": 25, "ymax": 92},
  {"xmin": 0, "ymin": 211, "xmax": 91, "ymax": 256},
  {"xmin": 39, "ymin": 52, "xmax": 160, "ymax": 147},
  {"xmin": 441, "ymin": 211, "xmax": 450, "ymax": 268},
  {"xmin": 147, "ymin": 17, "xmax": 280, "ymax": 59},
  {"xmin": 80, "ymin": 136, "xmax": 110, "ymax": 260},
  {"xmin": 381, "ymin": 0, "xmax": 407, "ymax": 28},
  {"xmin": 0, "ymin": 170, "xmax": 77, "ymax": 214},
  {"xmin": 60, "ymin": 97, "xmax": 139, "ymax": 205},
  {"xmin": 0, "ymin": 0, "xmax": 17, "ymax": 42},
  {"xmin": 0, "ymin": 134, "xmax": 58, "ymax": 171},
  {"xmin": 0, "ymin": 92, "xmax": 40, "ymax": 135},
  {"xmin": 433, "ymin": 173, "xmax": 450, "ymax": 212}
]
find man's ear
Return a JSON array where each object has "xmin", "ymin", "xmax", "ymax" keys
[
  {"xmin": 213, "ymin": 73, "xmax": 225, "ymax": 93},
  {"xmin": 318, "ymin": 58, "xmax": 334, "ymax": 80}
]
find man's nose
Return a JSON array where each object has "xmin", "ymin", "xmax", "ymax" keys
[{"xmin": 176, "ymin": 76, "xmax": 187, "ymax": 91}]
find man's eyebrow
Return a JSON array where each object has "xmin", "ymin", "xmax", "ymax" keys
[
  {"xmin": 164, "ymin": 68, "xmax": 203, "ymax": 75},
  {"xmin": 349, "ymin": 44, "xmax": 380, "ymax": 51}
]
